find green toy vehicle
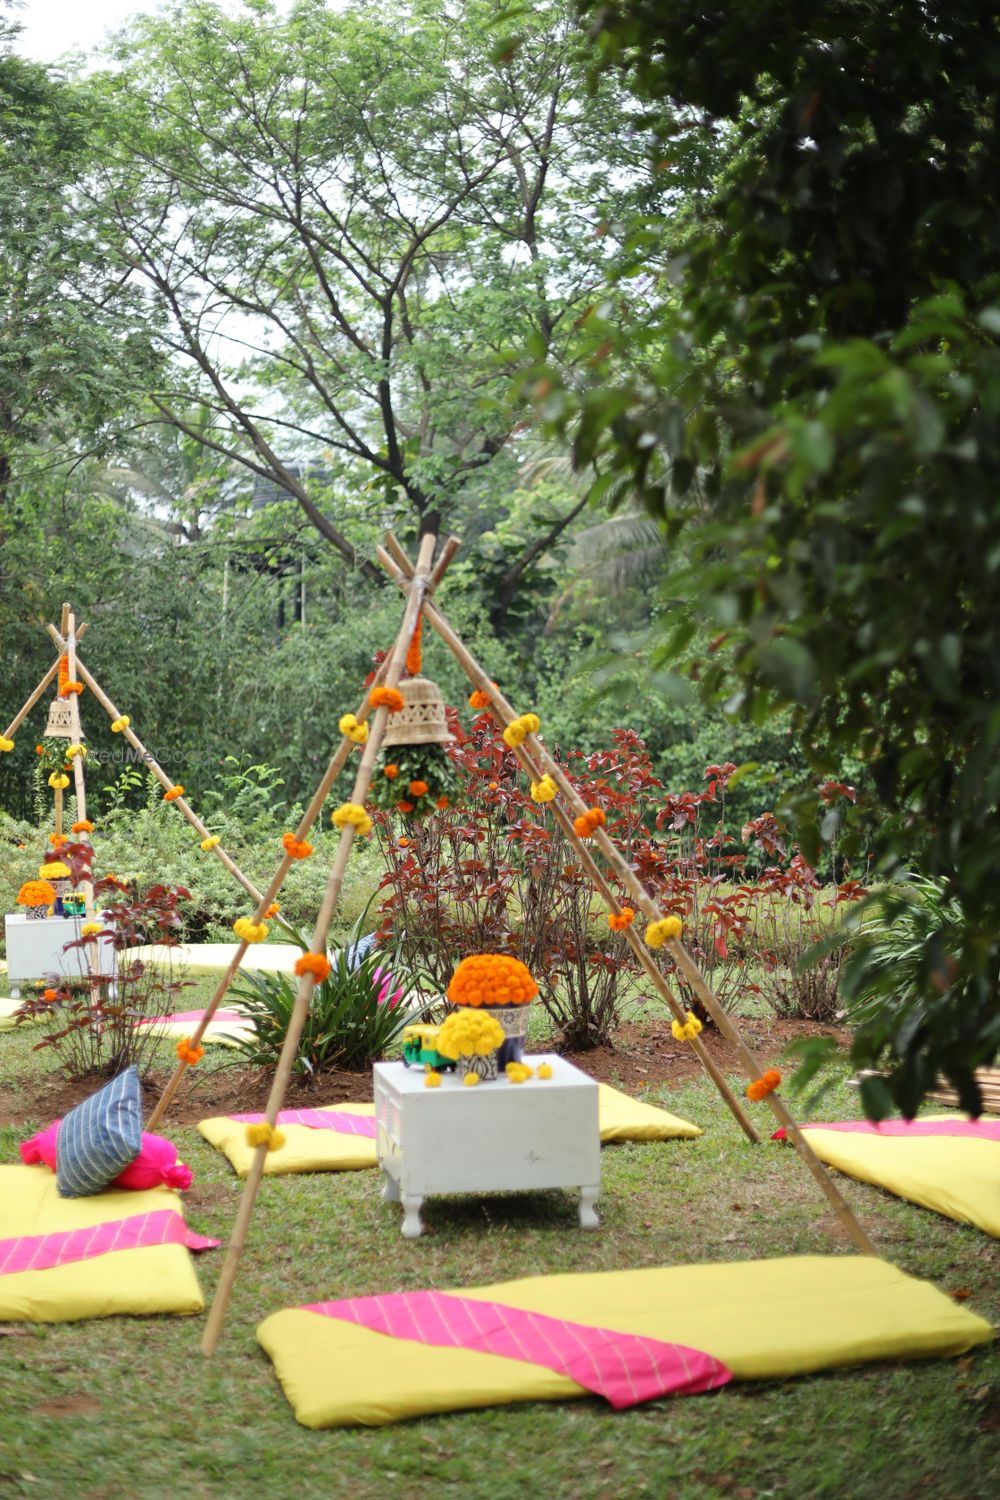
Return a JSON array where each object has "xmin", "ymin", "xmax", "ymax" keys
[{"xmin": 401, "ymin": 1024, "xmax": 456, "ymax": 1071}]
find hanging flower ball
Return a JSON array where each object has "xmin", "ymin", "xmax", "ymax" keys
[
  {"xmin": 282, "ymin": 832, "xmax": 313, "ymax": 859},
  {"xmin": 295, "ymin": 953, "xmax": 332, "ymax": 982},
  {"xmin": 331, "ymin": 802, "xmax": 373, "ymax": 836},
  {"xmin": 644, "ymin": 916, "xmax": 683, "ymax": 950},
  {"xmin": 233, "ymin": 917, "xmax": 269, "ymax": 944},
  {"xmin": 446, "ymin": 954, "xmax": 538, "ymax": 1009},
  {"xmin": 369, "ymin": 686, "xmax": 405, "ymax": 713},
  {"xmin": 339, "ymin": 713, "xmax": 369, "ymax": 744}
]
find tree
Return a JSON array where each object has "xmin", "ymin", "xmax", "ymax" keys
[
  {"xmin": 559, "ymin": 1, "xmax": 1000, "ymax": 1112},
  {"xmin": 85, "ymin": 0, "xmax": 646, "ymax": 626}
]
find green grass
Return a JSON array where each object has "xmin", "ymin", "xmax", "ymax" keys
[{"xmin": 0, "ymin": 1026, "xmax": 998, "ymax": 1499}]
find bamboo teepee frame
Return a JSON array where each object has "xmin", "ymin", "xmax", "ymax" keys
[
  {"xmin": 1, "ymin": 603, "xmax": 269, "ymax": 911},
  {"xmin": 185, "ymin": 532, "xmax": 874, "ymax": 1358}
]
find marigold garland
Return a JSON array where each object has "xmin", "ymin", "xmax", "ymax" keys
[
  {"xmin": 573, "ymin": 807, "xmax": 605, "ymax": 837},
  {"xmin": 644, "ymin": 915, "xmax": 683, "ymax": 949},
  {"xmin": 447, "ymin": 953, "xmax": 538, "ymax": 1009},
  {"xmin": 245, "ymin": 1122, "xmax": 286, "ymax": 1151},
  {"xmin": 0, "ymin": 736, "xmax": 13, "ymax": 752},
  {"xmin": 200, "ymin": 835, "xmax": 220, "ymax": 852},
  {"xmin": 747, "ymin": 1068, "xmax": 782, "ymax": 1102},
  {"xmin": 339, "ymin": 712, "xmax": 369, "ymax": 744},
  {"xmin": 110, "ymin": 716, "xmax": 130, "ymax": 733},
  {"xmin": 71, "ymin": 820, "xmax": 94, "ymax": 834},
  {"xmin": 607, "ymin": 907, "xmax": 635, "ymax": 931},
  {"xmin": 233, "ymin": 916, "xmax": 269, "ymax": 944},
  {"xmin": 369, "ymin": 685, "xmax": 405, "ymax": 713},
  {"xmin": 671, "ymin": 1011, "xmax": 703, "ymax": 1042},
  {"xmin": 530, "ymin": 774, "xmax": 558, "ymax": 803},
  {"xmin": 163, "ymin": 785, "xmax": 184, "ymax": 802},
  {"xmin": 282, "ymin": 832, "xmax": 313, "ymax": 859},
  {"xmin": 502, "ymin": 712, "xmax": 540, "ymax": 749},
  {"xmin": 47, "ymin": 772, "xmax": 70, "ymax": 790},
  {"xmin": 331, "ymin": 802, "xmax": 373, "ymax": 836},
  {"xmin": 405, "ymin": 615, "xmax": 423, "ymax": 676},
  {"xmin": 295, "ymin": 952, "xmax": 332, "ymax": 982},
  {"xmin": 65, "ymin": 681, "xmax": 84, "ymax": 695},
  {"xmin": 175, "ymin": 1038, "xmax": 205, "ymax": 1066},
  {"xmin": 48, "ymin": 832, "xmax": 65, "ymax": 846}
]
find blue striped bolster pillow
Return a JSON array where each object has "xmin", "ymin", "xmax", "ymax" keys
[{"xmin": 56, "ymin": 1066, "xmax": 143, "ymax": 1198}]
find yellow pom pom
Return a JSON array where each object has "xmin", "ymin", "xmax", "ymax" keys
[
  {"xmin": 425, "ymin": 1071, "xmax": 442, "ymax": 1088},
  {"xmin": 48, "ymin": 772, "xmax": 70, "ymax": 790},
  {"xmin": 331, "ymin": 802, "xmax": 373, "ymax": 836},
  {"xmin": 338, "ymin": 713, "xmax": 369, "ymax": 744},
  {"xmin": 537, "ymin": 1063, "xmax": 553, "ymax": 1079},
  {"xmin": 520, "ymin": 713, "xmax": 540, "ymax": 734},
  {"xmin": 0, "ymin": 736, "xmax": 15, "ymax": 752},
  {"xmin": 645, "ymin": 915, "xmax": 683, "ymax": 950},
  {"xmin": 81, "ymin": 922, "xmax": 103, "ymax": 937},
  {"xmin": 110, "ymin": 716, "xmax": 130, "ymax": 733},
  {"xmin": 66, "ymin": 744, "xmax": 86, "ymax": 759},
  {"xmin": 201, "ymin": 835, "xmax": 220, "ymax": 851},
  {"xmin": 269, "ymin": 1130, "xmax": 286, "ymax": 1152},
  {"xmin": 463, "ymin": 1072, "xmax": 480, "ymax": 1087},
  {"xmin": 246, "ymin": 1123, "xmax": 273, "ymax": 1148},
  {"xmin": 233, "ymin": 916, "xmax": 269, "ymax": 944},
  {"xmin": 530, "ymin": 775, "xmax": 557, "ymax": 803}
]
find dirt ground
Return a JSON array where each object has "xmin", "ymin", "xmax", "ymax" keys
[{"xmin": 0, "ymin": 1018, "xmax": 848, "ymax": 1128}]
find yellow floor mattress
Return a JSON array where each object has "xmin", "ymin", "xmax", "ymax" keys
[{"xmin": 258, "ymin": 1254, "xmax": 993, "ymax": 1428}]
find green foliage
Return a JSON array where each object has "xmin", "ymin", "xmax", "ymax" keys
[
  {"xmin": 560, "ymin": 0, "xmax": 1000, "ymax": 1109},
  {"xmin": 227, "ymin": 915, "xmax": 428, "ymax": 1075}
]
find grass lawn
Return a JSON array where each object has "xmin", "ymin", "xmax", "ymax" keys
[{"xmin": 0, "ymin": 1004, "xmax": 997, "ymax": 1500}]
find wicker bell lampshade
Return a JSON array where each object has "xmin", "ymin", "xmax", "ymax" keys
[
  {"xmin": 44, "ymin": 698, "xmax": 74, "ymax": 738},
  {"xmin": 381, "ymin": 676, "xmax": 455, "ymax": 747}
]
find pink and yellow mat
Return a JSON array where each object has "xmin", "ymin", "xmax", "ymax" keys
[
  {"xmin": 0, "ymin": 1164, "xmax": 213, "ymax": 1323},
  {"xmin": 773, "ymin": 1115, "xmax": 1000, "ymax": 1238},
  {"xmin": 198, "ymin": 1082, "xmax": 702, "ymax": 1176},
  {"xmin": 257, "ymin": 1255, "xmax": 993, "ymax": 1428}
]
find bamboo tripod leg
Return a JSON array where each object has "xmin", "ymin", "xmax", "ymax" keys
[
  {"xmin": 2, "ymin": 657, "xmax": 60, "ymax": 741},
  {"xmin": 145, "ymin": 656, "xmax": 397, "ymax": 1132},
  {"xmin": 65, "ymin": 613, "xmax": 97, "ymax": 927},
  {"xmin": 379, "ymin": 538, "xmax": 876, "ymax": 1255},
  {"xmin": 200, "ymin": 535, "xmax": 441, "ymax": 1356}
]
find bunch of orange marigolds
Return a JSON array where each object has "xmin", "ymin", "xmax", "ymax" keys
[{"xmin": 446, "ymin": 953, "xmax": 538, "ymax": 1008}]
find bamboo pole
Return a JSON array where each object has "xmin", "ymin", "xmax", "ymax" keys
[
  {"xmin": 45, "ymin": 625, "xmax": 265, "ymax": 908},
  {"xmin": 145, "ymin": 654, "xmax": 394, "ymax": 1131},
  {"xmin": 200, "ymin": 534, "xmax": 443, "ymax": 1356},
  {"xmin": 378, "ymin": 540, "xmax": 876, "ymax": 1255},
  {"xmin": 64, "ymin": 611, "xmax": 96, "ymax": 925},
  {"xmin": 1, "ymin": 620, "xmax": 89, "ymax": 742}
]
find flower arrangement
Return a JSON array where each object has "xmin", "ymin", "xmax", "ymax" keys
[
  {"xmin": 16, "ymin": 879, "xmax": 55, "ymax": 908},
  {"xmin": 71, "ymin": 820, "xmax": 94, "ymax": 834},
  {"xmin": 38, "ymin": 860, "xmax": 71, "ymax": 882},
  {"xmin": 446, "ymin": 953, "xmax": 538, "ymax": 1008},
  {"xmin": 369, "ymin": 745, "xmax": 460, "ymax": 819},
  {"xmin": 435, "ymin": 1008, "xmax": 505, "ymax": 1062},
  {"xmin": 747, "ymin": 1068, "xmax": 782, "ymax": 1101}
]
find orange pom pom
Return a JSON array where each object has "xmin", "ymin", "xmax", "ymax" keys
[
  {"xmin": 295, "ymin": 953, "xmax": 332, "ymax": 982},
  {"xmin": 369, "ymin": 686, "xmax": 405, "ymax": 713}
]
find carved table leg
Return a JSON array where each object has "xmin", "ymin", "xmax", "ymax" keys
[
  {"xmin": 578, "ymin": 1185, "xmax": 600, "ymax": 1230},
  {"xmin": 400, "ymin": 1194, "xmax": 424, "ymax": 1239}
]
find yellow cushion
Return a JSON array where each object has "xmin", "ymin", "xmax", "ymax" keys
[
  {"xmin": 0, "ymin": 1165, "xmax": 205, "ymax": 1323},
  {"xmin": 597, "ymin": 1083, "xmax": 701, "ymax": 1141},
  {"xmin": 198, "ymin": 1103, "xmax": 378, "ymax": 1176},
  {"xmin": 257, "ymin": 1255, "xmax": 993, "ymax": 1428},
  {"xmin": 792, "ymin": 1115, "xmax": 1000, "ymax": 1237},
  {"xmin": 0, "ymin": 998, "xmax": 40, "ymax": 1031}
]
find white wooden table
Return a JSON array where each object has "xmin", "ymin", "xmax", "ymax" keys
[
  {"xmin": 374, "ymin": 1054, "xmax": 601, "ymax": 1239},
  {"xmin": 3, "ymin": 913, "xmax": 116, "ymax": 999}
]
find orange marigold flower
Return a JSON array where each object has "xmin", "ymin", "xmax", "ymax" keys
[
  {"xmin": 468, "ymin": 688, "xmax": 491, "ymax": 709},
  {"xmin": 281, "ymin": 832, "xmax": 313, "ymax": 859},
  {"xmin": 384, "ymin": 764, "xmax": 399, "ymax": 779},
  {"xmin": 369, "ymin": 686, "xmax": 405, "ymax": 713},
  {"xmin": 42, "ymin": 988, "xmax": 58, "ymax": 1003},
  {"xmin": 488, "ymin": 781, "xmax": 499, "ymax": 791},
  {"xmin": 398, "ymin": 800, "xmax": 415, "ymax": 813},
  {"xmin": 295, "ymin": 953, "xmax": 332, "ymax": 982},
  {"xmin": 264, "ymin": 902, "xmax": 280, "ymax": 918},
  {"xmin": 398, "ymin": 837, "xmax": 410, "ymax": 848},
  {"xmin": 36, "ymin": 744, "xmax": 44, "ymax": 754},
  {"xmin": 71, "ymin": 820, "xmax": 94, "ymax": 834},
  {"xmin": 16, "ymin": 879, "xmax": 55, "ymax": 907},
  {"xmin": 608, "ymin": 907, "xmax": 635, "ymax": 931},
  {"xmin": 573, "ymin": 807, "xmax": 606, "ymax": 837},
  {"xmin": 163, "ymin": 785, "xmax": 184, "ymax": 802},
  {"xmin": 447, "ymin": 953, "xmax": 539, "ymax": 1009},
  {"xmin": 436, "ymin": 796, "xmax": 449, "ymax": 810},
  {"xmin": 409, "ymin": 780, "xmax": 429, "ymax": 797},
  {"xmin": 176, "ymin": 1037, "xmax": 205, "ymax": 1066},
  {"xmin": 746, "ymin": 1067, "xmax": 782, "ymax": 1102}
]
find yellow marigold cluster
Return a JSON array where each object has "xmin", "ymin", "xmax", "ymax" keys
[
  {"xmin": 644, "ymin": 915, "xmax": 683, "ymax": 949},
  {"xmin": 245, "ymin": 1123, "xmax": 286, "ymax": 1151},
  {"xmin": 81, "ymin": 922, "xmax": 103, "ymax": 938},
  {"xmin": 671, "ymin": 1011, "xmax": 703, "ymax": 1042},
  {"xmin": 200, "ymin": 835, "xmax": 220, "ymax": 851},
  {"xmin": 331, "ymin": 802, "xmax": 373, "ymax": 836},
  {"xmin": 0, "ymin": 736, "xmax": 14, "ymax": 752},
  {"xmin": 446, "ymin": 953, "xmax": 538, "ymax": 1009},
  {"xmin": 505, "ymin": 1061, "xmax": 534, "ymax": 1084},
  {"xmin": 233, "ymin": 916, "xmax": 269, "ymax": 944},
  {"xmin": 110, "ymin": 716, "xmax": 130, "ymax": 733},
  {"xmin": 66, "ymin": 744, "xmax": 86, "ymax": 759},
  {"xmin": 424, "ymin": 1070, "xmax": 443, "ymax": 1089},
  {"xmin": 463, "ymin": 1072, "xmax": 480, "ymax": 1087},
  {"xmin": 48, "ymin": 772, "xmax": 70, "ymax": 790},
  {"xmin": 536, "ymin": 1062, "xmax": 553, "ymax": 1079},
  {"xmin": 38, "ymin": 861, "xmax": 70, "ymax": 879},
  {"xmin": 435, "ymin": 1009, "xmax": 505, "ymax": 1061},
  {"xmin": 530, "ymin": 774, "xmax": 558, "ymax": 803},
  {"xmin": 502, "ymin": 712, "xmax": 540, "ymax": 749},
  {"xmin": 339, "ymin": 712, "xmax": 369, "ymax": 744}
]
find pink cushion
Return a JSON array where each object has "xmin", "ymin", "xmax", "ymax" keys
[{"xmin": 20, "ymin": 1120, "xmax": 192, "ymax": 1191}]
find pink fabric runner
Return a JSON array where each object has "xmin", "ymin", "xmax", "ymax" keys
[
  {"xmin": 305, "ymin": 1289, "xmax": 731, "ymax": 1409},
  {"xmin": 0, "ymin": 1209, "xmax": 219, "ymax": 1276},
  {"xmin": 231, "ymin": 1108, "xmax": 377, "ymax": 1139},
  {"xmin": 774, "ymin": 1119, "xmax": 1000, "ymax": 1143},
  {"xmin": 139, "ymin": 1010, "xmax": 247, "ymax": 1027}
]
